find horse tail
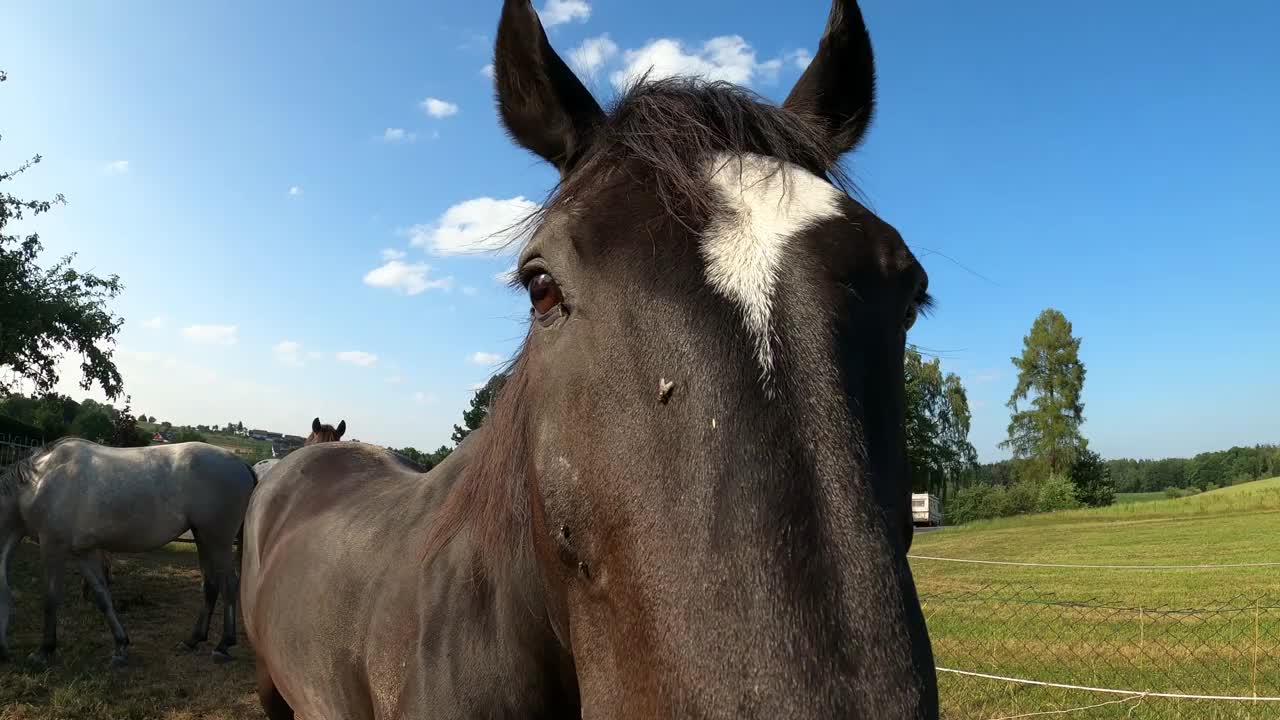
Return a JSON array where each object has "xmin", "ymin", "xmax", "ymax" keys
[{"xmin": 237, "ymin": 462, "xmax": 260, "ymax": 569}]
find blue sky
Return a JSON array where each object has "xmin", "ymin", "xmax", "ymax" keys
[{"xmin": 3, "ymin": 0, "xmax": 1277, "ymax": 459}]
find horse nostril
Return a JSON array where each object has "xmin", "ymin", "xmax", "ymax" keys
[
  {"xmin": 560, "ymin": 525, "xmax": 571, "ymax": 540},
  {"xmin": 577, "ymin": 561, "xmax": 591, "ymax": 579}
]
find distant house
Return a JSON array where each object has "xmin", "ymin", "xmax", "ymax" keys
[
  {"xmin": 151, "ymin": 432, "xmax": 168, "ymax": 444},
  {"xmin": 249, "ymin": 429, "xmax": 283, "ymax": 441}
]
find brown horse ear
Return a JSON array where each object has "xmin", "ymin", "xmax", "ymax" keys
[
  {"xmin": 782, "ymin": 0, "xmax": 877, "ymax": 160},
  {"xmin": 335, "ymin": 420, "xmax": 346, "ymax": 439},
  {"xmin": 312, "ymin": 417, "xmax": 322, "ymax": 434},
  {"xmin": 494, "ymin": 0, "xmax": 606, "ymax": 173}
]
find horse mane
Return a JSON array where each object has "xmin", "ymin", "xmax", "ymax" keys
[
  {"xmin": 0, "ymin": 436, "xmax": 78, "ymax": 497},
  {"xmin": 422, "ymin": 348, "xmax": 532, "ymax": 570},
  {"xmin": 548, "ymin": 77, "xmax": 855, "ymax": 227}
]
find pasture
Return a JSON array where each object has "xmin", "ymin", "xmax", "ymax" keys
[
  {"xmin": 912, "ymin": 477, "xmax": 1280, "ymax": 718},
  {"xmin": 0, "ymin": 542, "xmax": 258, "ymax": 720}
]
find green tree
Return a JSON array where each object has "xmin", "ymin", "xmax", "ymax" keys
[
  {"xmin": 1, "ymin": 71, "xmax": 126, "ymax": 400},
  {"xmin": 451, "ymin": 373, "xmax": 509, "ymax": 444},
  {"xmin": 1001, "ymin": 308, "xmax": 1087, "ymax": 480},
  {"xmin": 904, "ymin": 349, "xmax": 977, "ymax": 501},
  {"xmin": 176, "ymin": 428, "xmax": 207, "ymax": 443},
  {"xmin": 1069, "ymin": 448, "xmax": 1113, "ymax": 507},
  {"xmin": 70, "ymin": 407, "xmax": 114, "ymax": 443},
  {"xmin": 106, "ymin": 398, "xmax": 149, "ymax": 448}
]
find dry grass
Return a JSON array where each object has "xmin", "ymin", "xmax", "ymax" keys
[{"xmin": 0, "ymin": 542, "xmax": 260, "ymax": 720}]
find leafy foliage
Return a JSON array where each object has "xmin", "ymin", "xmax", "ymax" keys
[
  {"xmin": 1, "ymin": 71, "xmax": 126, "ymax": 400},
  {"xmin": 450, "ymin": 372, "xmax": 508, "ymax": 444},
  {"xmin": 393, "ymin": 445, "xmax": 454, "ymax": 471},
  {"xmin": 176, "ymin": 428, "xmax": 207, "ymax": 443},
  {"xmin": 905, "ymin": 349, "xmax": 977, "ymax": 499},
  {"xmin": 1001, "ymin": 308, "xmax": 1087, "ymax": 479},
  {"xmin": 1069, "ymin": 448, "xmax": 1113, "ymax": 507}
]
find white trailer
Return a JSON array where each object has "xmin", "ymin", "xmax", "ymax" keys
[{"xmin": 911, "ymin": 493, "xmax": 942, "ymax": 527}]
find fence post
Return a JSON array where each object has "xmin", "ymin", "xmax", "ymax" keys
[{"xmin": 1254, "ymin": 600, "xmax": 1261, "ymax": 701}]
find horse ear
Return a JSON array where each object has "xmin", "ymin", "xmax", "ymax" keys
[
  {"xmin": 312, "ymin": 418, "xmax": 322, "ymax": 434},
  {"xmin": 782, "ymin": 0, "xmax": 877, "ymax": 159},
  {"xmin": 494, "ymin": 0, "xmax": 606, "ymax": 172},
  {"xmin": 335, "ymin": 420, "xmax": 346, "ymax": 439}
]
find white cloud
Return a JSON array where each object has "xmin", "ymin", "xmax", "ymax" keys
[
  {"xmin": 381, "ymin": 248, "xmax": 406, "ymax": 261},
  {"xmin": 142, "ymin": 315, "xmax": 168, "ymax": 330},
  {"xmin": 336, "ymin": 351, "xmax": 379, "ymax": 368},
  {"xmin": 786, "ymin": 48, "xmax": 813, "ymax": 71},
  {"xmin": 461, "ymin": 286, "xmax": 478, "ymax": 296},
  {"xmin": 273, "ymin": 341, "xmax": 305, "ymax": 367},
  {"xmin": 421, "ymin": 97, "xmax": 460, "ymax": 118},
  {"xmin": 609, "ymin": 36, "xmax": 806, "ymax": 90},
  {"xmin": 381, "ymin": 127, "xmax": 417, "ymax": 143},
  {"xmin": 363, "ymin": 259, "xmax": 453, "ymax": 296},
  {"xmin": 407, "ymin": 196, "xmax": 540, "ymax": 256},
  {"xmin": 481, "ymin": 63, "xmax": 495, "ymax": 79},
  {"xmin": 181, "ymin": 324, "xmax": 239, "ymax": 346},
  {"xmin": 306, "ymin": 351, "xmax": 325, "ymax": 361},
  {"xmin": 413, "ymin": 391, "xmax": 438, "ymax": 406},
  {"xmin": 469, "ymin": 351, "xmax": 503, "ymax": 366},
  {"xmin": 104, "ymin": 160, "xmax": 130, "ymax": 175},
  {"xmin": 541, "ymin": 0, "xmax": 591, "ymax": 27},
  {"xmin": 289, "ymin": 186, "xmax": 303, "ymax": 196},
  {"xmin": 386, "ymin": 373, "xmax": 403, "ymax": 385},
  {"xmin": 570, "ymin": 34, "xmax": 619, "ymax": 76}
]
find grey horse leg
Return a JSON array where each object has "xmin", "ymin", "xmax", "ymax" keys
[
  {"xmin": 209, "ymin": 542, "xmax": 239, "ymax": 663},
  {"xmin": 78, "ymin": 553, "xmax": 130, "ymax": 667},
  {"xmin": 181, "ymin": 537, "xmax": 220, "ymax": 651},
  {"xmin": 29, "ymin": 540, "xmax": 67, "ymax": 667},
  {"xmin": 0, "ymin": 529, "xmax": 22, "ymax": 664}
]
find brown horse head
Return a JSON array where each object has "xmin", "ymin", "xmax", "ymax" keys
[
  {"xmin": 420, "ymin": 1, "xmax": 940, "ymax": 717},
  {"xmin": 306, "ymin": 418, "xmax": 346, "ymax": 446}
]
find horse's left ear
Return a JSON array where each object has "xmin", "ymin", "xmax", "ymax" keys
[
  {"xmin": 335, "ymin": 420, "xmax": 346, "ymax": 439},
  {"xmin": 782, "ymin": 0, "xmax": 877, "ymax": 159},
  {"xmin": 312, "ymin": 417, "xmax": 322, "ymax": 434},
  {"xmin": 494, "ymin": 0, "xmax": 606, "ymax": 173}
]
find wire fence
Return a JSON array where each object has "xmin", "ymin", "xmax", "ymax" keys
[
  {"xmin": 0, "ymin": 433, "xmax": 42, "ymax": 469},
  {"xmin": 921, "ymin": 584, "xmax": 1280, "ymax": 718}
]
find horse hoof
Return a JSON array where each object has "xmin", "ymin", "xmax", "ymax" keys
[
  {"xmin": 27, "ymin": 652, "xmax": 51, "ymax": 668},
  {"xmin": 0, "ymin": 650, "xmax": 10, "ymax": 665},
  {"xmin": 211, "ymin": 649, "xmax": 233, "ymax": 664},
  {"xmin": 109, "ymin": 655, "xmax": 128, "ymax": 669}
]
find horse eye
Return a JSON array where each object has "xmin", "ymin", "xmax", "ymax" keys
[
  {"xmin": 528, "ymin": 273, "xmax": 562, "ymax": 315},
  {"xmin": 904, "ymin": 305, "xmax": 919, "ymax": 332}
]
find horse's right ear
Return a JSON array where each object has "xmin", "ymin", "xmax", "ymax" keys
[
  {"xmin": 494, "ymin": 0, "xmax": 605, "ymax": 173},
  {"xmin": 312, "ymin": 418, "xmax": 322, "ymax": 434}
]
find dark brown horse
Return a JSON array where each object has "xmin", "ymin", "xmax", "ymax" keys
[{"xmin": 241, "ymin": 0, "xmax": 938, "ymax": 717}]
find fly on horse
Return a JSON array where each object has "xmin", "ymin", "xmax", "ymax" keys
[
  {"xmin": 0, "ymin": 438, "xmax": 257, "ymax": 667},
  {"xmin": 241, "ymin": 0, "xmax": 938, "ymax": 716}
]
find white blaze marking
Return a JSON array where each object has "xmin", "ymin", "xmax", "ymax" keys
[{"xmin": 701, "ymin": 152, "xmax": 844, "ymax": 378}]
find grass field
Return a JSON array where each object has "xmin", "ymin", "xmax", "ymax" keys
[
  {"xmin": 0, "ymin": 543, "xmax": 259, "ymax": 719},
  {"xmin": 912, "ymin": 477, "xmax": 1280, "ymax": 718},
  {"xmin": 2, "ymin": 480, "xmax": 1275, "ymax": 719},
  {"xmin": 1114, "ymin": 491, "xmax": 1166, "ymax": 504}
]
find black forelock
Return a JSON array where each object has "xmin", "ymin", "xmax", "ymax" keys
[
  {"xmin": 479, "ymin": 78, "xmax": 859, "ymax": 257},
  {"xmin": 558, "ymin": 78, "xmax": 852, "ymax": 219}
]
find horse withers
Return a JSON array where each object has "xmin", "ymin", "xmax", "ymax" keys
[
  {"xmin": 242, "ymin": 0, "xmax": 938, "ymax": 717},
  {"xmin": 0, "ymin": 438, "xmax": 256, "ymax": 667}
]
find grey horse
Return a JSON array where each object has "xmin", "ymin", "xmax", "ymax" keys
[{"xmin": 0, "ymin": 437, "xmax": 257, "ymax": 667}]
